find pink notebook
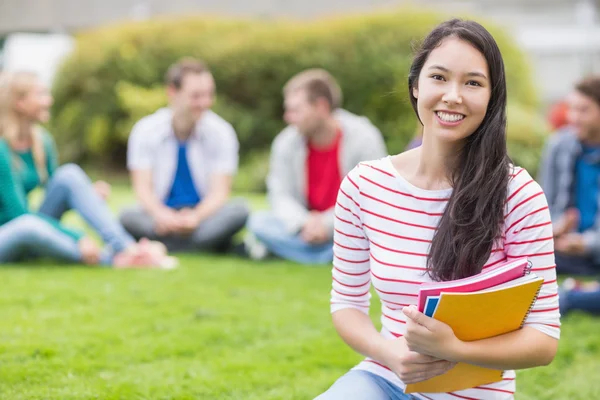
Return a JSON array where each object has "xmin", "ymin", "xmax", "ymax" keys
[{"xmin": 417, "ymin": 257, "xmax": 531, "ymax": 312}]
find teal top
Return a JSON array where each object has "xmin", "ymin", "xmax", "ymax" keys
[{"xmin": 0, "ymin": 129, "xmax": 83, "ymax": 240}]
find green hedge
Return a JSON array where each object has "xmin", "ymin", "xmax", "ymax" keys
[{"xmin": 51, "ymin": 9, "xmax": 547, "ymax": 189}]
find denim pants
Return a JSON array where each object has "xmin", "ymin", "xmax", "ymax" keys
[
  {"xmin": 0, "ymin": 164, "xmax": 134, "ymax": 265},
  {"xmin": 555, "ymin": 252, "xmax": 600, "ymax": 276},
  {"xmin": 247, "ymin": 211, "xmax": 334, "ymax": 264},
  {"xmin": 0, "ymin": 214, "xmax": 84, "ymax": 263},
  {"xmin": 560, "ymin": 286, "xmax": 600, "ymax": 315},
  {"xmin": 315, "ymin": 370, "xmax": 416, "ymax": 400}
]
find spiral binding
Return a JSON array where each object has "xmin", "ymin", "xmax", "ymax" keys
[
  {"xmin": 520, "ymin": 258, "xmax": 540, "ymax": 328},
  {"xmin": 524, "ymin": 259, "xmax": 533, "ymax": 275}
]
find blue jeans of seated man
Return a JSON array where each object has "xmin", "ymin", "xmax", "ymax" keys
[
  {"xmin": 555, "ymin": 253, "xmax": 600, "ymax": 276},
  {"xmin": 560, "ymin": 286, "xmax": 600, "ymax": 315},
  {"xmin": 247, "ymin": 211, "xmax": 333, "ymax": 264},
  {"xmin": 315, "ymin": 370, "xmax": 417, "ymax": 400},
  {"xmin": 0, "ymin": 214, "xmax": 87, "ymax": 263},
  {"xmin": 38, "ymin": 163, "xmax": 135, "ymax": 256}
]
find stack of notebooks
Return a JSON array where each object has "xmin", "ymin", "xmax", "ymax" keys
[{"xmin": 404, "ymin": 257, "xmax": 543, "ymax": 394}]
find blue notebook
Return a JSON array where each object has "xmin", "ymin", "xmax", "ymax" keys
[{"xmin": 424, "ymin": 296, "xmax": 440, "ymax": 317}]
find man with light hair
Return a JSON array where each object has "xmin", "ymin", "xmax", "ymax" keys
[{"xmin": 240, "ymin": 69, "xmax": 387, "ymax": 264}]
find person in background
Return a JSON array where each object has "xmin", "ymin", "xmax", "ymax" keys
[
  {"xmin": 547, "ymin": 99, "xmax": 569, "ymax": 132},
  {"xmin": 544, "ymin": 85, "xmax": 600, "ymax": 315},
  {"xmin": 241, "ymin": 69, "xmax": 387, "ymax": 264},
  {"xmin": 120, "ymin": 57, "xmax": 249, "ymax": 253},
  {"xmin": 0, "ymin": 71, "xmax": 174, "ymax": 268},
  {"xmin": 539, "ymin": 76, "xmax": 600, "ymax": 276}
]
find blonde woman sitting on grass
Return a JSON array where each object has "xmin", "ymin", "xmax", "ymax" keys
[{"xmin": 0, "ymin": 71, "xmax": 176, "ymax": 268}]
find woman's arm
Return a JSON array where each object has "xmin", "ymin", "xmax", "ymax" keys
[
  {"xmin": 332, "ymin": 308, "xmax": 388, "ymax": 360},
  {"xmin": 333, "ymin": 308, "xmax": 455, "ymax": 384},
  {"xmin": 331, "ymin": 166, "xmax": 454, "ymax": 384},
  {"xmin": 454, "ymin": 326, "xmax": 557, "ymax": 369},
  {"xmin": 0, "ymin": 140, "xmax": 31, "ymax": 220}
]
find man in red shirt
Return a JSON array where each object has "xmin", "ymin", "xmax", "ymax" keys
[{"xmin": 242, "ymin": 69, "xmax": 387, "ymax": 264}]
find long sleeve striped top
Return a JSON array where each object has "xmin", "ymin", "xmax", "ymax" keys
[{"xmin": 331, "ymin": 157, "xmax": 560, "ymax": 400}]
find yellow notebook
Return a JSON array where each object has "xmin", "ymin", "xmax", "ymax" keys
[{"xmin": 405, "ymin": 275, "xmax": 543, "ymax": 394}]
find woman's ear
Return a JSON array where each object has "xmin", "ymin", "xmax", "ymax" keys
[{"xmin": 412, "ymin": 87, "xmax": 419, "ymax": 99}]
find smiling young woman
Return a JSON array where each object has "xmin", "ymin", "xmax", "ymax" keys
[{"xmin": 315, "ymin": 19, "xmax": 560, "ymax": 400}]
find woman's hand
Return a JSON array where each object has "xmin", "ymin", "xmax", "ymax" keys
[
  {"xmin": 402, "ymin": 305, "xmax": 463, "ymax": 361},
  {"xmin": 93, "ymin": 180, "xmax": 111, "ymax": 201},
  {"xmin": 379, "ymin": 336, "xmax": 456, "ymax": 384},
  {"xmin": 78, "ymin": 237, "xmax": 101, "ymax": 265}
]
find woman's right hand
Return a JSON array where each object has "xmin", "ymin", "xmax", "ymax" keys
[
  {"xmin": 78, "ymin": 237, "xmax": 101, "ymax": 265},
  {"xmin": 379, "ymin": 337, "xmax": 456, "ymax": 384}
]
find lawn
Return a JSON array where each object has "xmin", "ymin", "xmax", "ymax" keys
[{"xmin": 0, "ymin": 185, "xmax": 599, "ymax": 399}]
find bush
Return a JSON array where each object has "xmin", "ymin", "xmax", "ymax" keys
[
  {"xmin": 51, "ymin": 17, "xmax": 257, "ymax": 162},
  {"xmin": 50, "ymin": 9, "xmax": 547, "ymax": 188},
  {"xmin": 506, "ymin": 104, "xmax": 551, "ymax": 177}
]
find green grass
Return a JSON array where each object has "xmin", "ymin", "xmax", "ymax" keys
[{"xmin": 1, "ymin": 185, "xmax": 599, "ymax": 399}]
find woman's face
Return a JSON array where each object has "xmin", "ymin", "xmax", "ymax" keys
[
  {"xmin": 412, "ymin": 37, "xmax": 491, "ymax": 145},
  {"xmin": 16, "ymin": 79, "xmax": 53, "ymax": 123}
]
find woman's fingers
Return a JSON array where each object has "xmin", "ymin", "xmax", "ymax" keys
[{"xmin": 399, "ymin": 360, "xmax": 456, "ymax": 383}]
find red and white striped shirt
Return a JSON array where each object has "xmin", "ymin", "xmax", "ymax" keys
[{"xmin": 331, "ymin": 157, "xmax": 560, "ymax": 400}]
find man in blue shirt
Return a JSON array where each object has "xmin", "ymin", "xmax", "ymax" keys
[
  {"xmin": 539, "ymin": 75, "xmax": 600, "ymax": 276},
  {"xmin": 120, "ymin": 58, "xmax": 248, "ymax": 252}
]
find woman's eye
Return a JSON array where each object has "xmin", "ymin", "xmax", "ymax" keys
[
  {"xmin": 467, "ymin": 80, "xmax": 482, "ymax": 87},
  {"xmin": 431, "ymin": 75, "xmax": 445, "ymax": 81}
]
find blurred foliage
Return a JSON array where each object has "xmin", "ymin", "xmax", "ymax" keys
[
  {"xmin": 50, "ymin": 9, "xmax": 547, "ymax": 191},
  {"xmin": 506, "ymin": 104, "xmax": 551, "ymax": 177}
]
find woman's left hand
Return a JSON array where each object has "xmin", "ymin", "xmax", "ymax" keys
[{"xmin": 402, "ymin": 305, "xmax": 463, "ymax": 362}]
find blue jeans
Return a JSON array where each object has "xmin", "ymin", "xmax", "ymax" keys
[
  {"xmin": 0, "ymin": 164, "xmax": 133, "ymax": 265},
  {"xmin": 555, "ymin": 253, "xmax": 600, "ymax": 276},
  {"xmin": 247, "ymin": 211, "xmax": 333, "ymax": 264},
  {"xmin": 315, "ymin": 370, "xmax": 416, "ymax": 400},
  {"xmin": 560, "ymin": 286, "xmax": 600, "ymax": 315},
  {"xmin": 0, "ymin": 214, "xmax": 83, "ymax": 263},
  {"xmin": 39, "ymin": 164, "xmax": 134, "ymax": 255}
]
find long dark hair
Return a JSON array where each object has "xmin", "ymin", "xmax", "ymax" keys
[{"xmin": 407, "ymin": 19, "xmax": 511, "ymax": 281}]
